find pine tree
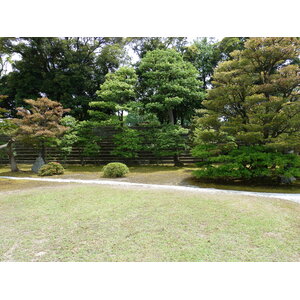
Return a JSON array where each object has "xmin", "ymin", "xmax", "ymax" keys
[
  {"xmin": 195, "ymin": 37, "xmax": 300, "ymax": 150},
  {"xmin": 192, "ymin": 37, "xmax": 300, "ymax": 182},
  {"xmin": 89, "ymin": 67, "xmax": 137, "ymax": 124},
  {"xmin": 138, "ymin": 49, "xmax": 204, "ymax": 125}
]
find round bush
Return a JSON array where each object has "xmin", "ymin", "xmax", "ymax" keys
[
  {"xmin": 38, "ymin": 162, "xmax": 65, "ymax": 176},
  {"xmin": 102, "ymin": 162, "xmax": 129, "ymax": 178}
]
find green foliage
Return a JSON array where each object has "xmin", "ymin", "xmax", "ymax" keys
[
  {"xmin": 125, "ymin": 102, "xmax": 160, "ymax": 126},
  {"xmin": 192, "ymin": 145, "xmax": 300, "ymax": 182},
  {"xmin": 183, "ymin": 38, "xmax": 220, "ymax": 89},
  {"xmin": 138, "ymin": 49, "xmax": 204, "ymax": 125},
  {"xmin": 145, "ymin": 125, "xmax": 188, "ymax": 160},
  {"xmin": 58, "ymin": 116, "xmax": 79, "ymax": 160},
  {"xmin": 76, "ymin": 121, "xmax": 101, "ymax": 161},
  {"xmin": 125, "ymin": 111, "xmax": 160, "ymax": 126},
  {"xmin": 216, "ymin": 37, "xmax": 247, "ymax": 60},
  {"xmin": 58, "ymin": 118, "xmax": 101, "ymax": 164},
  {"xmin": 38, "ymin": 162, "xmax": 65, "ymax": 176},
  {"xmin": 192, "ymin": 38, "xmax": 300, "ymax": 182},
  {"xmin": 129, "ymin": 37, "xmax": 187, "ymax": 58},
  {"xmin": 195, "ymin": 37, "xmax": 300, "ymax": 152},
  {"xmin": 91, "ymin": 66, "xmax": 138, "ymax": 123},
  {"xmin": 0, "ymin": 37, "xmax": 127, "ymax": 120},
  {"xmin": 112, "ymin": 128, "xmax": 142, "ymax": 159},
  {"xmin": 102, "ymin": 162, "xmax": 129, "ymax": 178},
  {"xmin": 0, "ymin": 95, "xmax": 17, "ymax": 136}
]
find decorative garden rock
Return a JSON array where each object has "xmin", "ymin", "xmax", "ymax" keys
[
  {"xmin": 280, "ymin": 176, "xmax": 296, "ymax": 185},
  {"xmin": 31, "ymin": 155, "xmax": 45, "ymax": 173}
]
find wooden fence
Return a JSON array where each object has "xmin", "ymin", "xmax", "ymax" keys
[{"xmin": 0, "ymin": 126, "xmax": 201, "ymax": 165}]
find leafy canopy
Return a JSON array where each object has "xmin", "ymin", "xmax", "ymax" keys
[
  {"xmin": 13, "ymin": 97, "xmax": 70, "ymax": 147},
  {"xmin": 138, "ymin": 48, "xmax": 204, "ymax": 125},
  {"xmin": 90, "ymin": 67, "xmax": 137, "ymax": 122},
  {"xmin": 194, "ymin": 37, "xmax": 300, "ymax": 151}
]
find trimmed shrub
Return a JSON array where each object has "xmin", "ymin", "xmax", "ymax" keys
[
  {"xmin": 102, "ymin": 162, "xmax": 129, "ymax": 178},
  {"xmin": 38, "ymin": 162, "xmax": 65, "ymax": 176},
  {"xmin": 192, "ymin": 145, "xmax": 300, "ymax": 183}
]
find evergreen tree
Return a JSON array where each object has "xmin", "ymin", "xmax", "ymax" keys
[
  {"xmin": 90, "ymin": 67, "xmax": 137, "ymax": 123},
  {"xmin": 138, "ymin": 49, "xmax": 204, "ymax": 125},
  {"xmin": 0, "ymin": 37, "xmax": 127, "ymax": 120},
  {"xmin": 129, "ymin": 37, "xmax": 187, "ymax": 58},
  {"xmin": 192, "ymin": 37, "xmax": 300, "ymax": 182}
]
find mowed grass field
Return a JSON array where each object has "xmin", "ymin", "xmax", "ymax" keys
[{"xmin": 0, "ymin": 180, "xmax": 299, "ymax": 262}]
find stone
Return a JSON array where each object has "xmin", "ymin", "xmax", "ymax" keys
[
  {"xmin": 31, "ymin": 155, "xmax": 45, "ymax": 173},
  {"xmin": 280, "ymin": 176, "xmax": 296, "ymax": 184}
]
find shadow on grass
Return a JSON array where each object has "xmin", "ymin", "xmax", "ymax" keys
[{"xmin": 181, "ymin": 176, "xmax": 300, "ymax": 194}]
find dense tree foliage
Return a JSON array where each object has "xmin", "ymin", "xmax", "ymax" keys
[
  {"xmin": 192, "ymin": 37, "xmax": 300, "ymax": 182},
  {"xmin": 183, "ymin": 38, "xmax": 219, "ymax": 89},
  {"xmin": 138, "ymin": 49, "xmax": 205, "ymax": 125},
  {"xmin": 0, "ymin": 95, "xmax": 19, "ymax": 171},
  {"xmin": 183, "ymin": 37, "xmax": 248, "ymax": 89},
  {"xmin": 90, "ymin": 67, "xmax": 137, "ymax": 123},
  {"xmin": 0, "ymin": 37, "xmax": 127, "ymax": 120},
  {"xmin": 144, "ymin": 125, "xmax": 189, "ymax": 165},
  {"xmin": 192, "ymin": 145, "xmax": 300, "ymax": 183},
  {"xmin": 216, "ymin": 37, "xmax": 247, "ymax": 61},
  {"xmin": 13, "ymin": 97, "xmax": 70, "ymax": 161},
  {"xmin": 59, "ymin": 116, "xmax": 101, "ymax": 165},
  {"xmin": 129, "ymin": 37, "xmax": 187, "ymax": 58},
  {"xmin": 112, "ymin": 128, "xmax": 142, "ymax": 159}
]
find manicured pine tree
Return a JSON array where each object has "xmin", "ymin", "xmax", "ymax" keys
[
  {"xmin": 138, "ymin": 48, "xmax": 204, "ymax": 126},
  {"xmin": 89, "ymin": 66, "xmax": 137, "ymax": 124},
  {"xmin": 192, "ymin": 37, "xmax": 300, "ymax": 182}
]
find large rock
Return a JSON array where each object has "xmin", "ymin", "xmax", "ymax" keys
[{"xmin": 31, "ymin": 155, "xmax": 45, "ymax": 173}]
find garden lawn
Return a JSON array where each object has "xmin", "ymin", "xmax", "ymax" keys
[{"xmin": 0, "ymin": 182, "xmax": 299, "ymax": 262}]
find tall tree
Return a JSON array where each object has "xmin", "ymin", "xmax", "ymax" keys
[
  {"xmin": 90, "ymin": 66, "xmax": 137, "ymax": 123},
  {"xmin": 183, "ymin": 37, "xmax": 248, "ymax": 89},
  {"xmin": 129, "ymin": 37, "xmax": 187, "ymax": 58},
  {"xmin": 192, "ymin": 37, "xmax": 300, "ymax": 182},
  {"xmin": 183, "ymin": 38, "xmax": 220, "ymax": 89},
  {"xmin": 0, "ymin": 95, "xmax": 19, "ymax": 172},
  {"xmin": 138, "ymin": 49, "xmax": 204, "ymax": 125},
  {"xmin": 0, "ymin": 37, "xmax": 127, "ymax": 120},
  {"xmin": 216, "ymin": 37, "xmax": 247, "ymax": 61},
  {"xmin": 13, "ymin": 97, "xmax": 70, "ymax": 161}
]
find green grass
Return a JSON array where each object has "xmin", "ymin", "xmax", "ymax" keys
[{"xmin": 0, "ymin": 183, "xmax": 299, "ymax": 262}]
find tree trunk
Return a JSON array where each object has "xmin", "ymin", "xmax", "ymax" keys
[
  {"xmin": 173, "ymin": 152, "xmax": 184, "ymax": 167},
  {"xmin": 7, "ymin": 140, "xmax": 19, "ymax": 172},
  {"xmin": 120, "ymin": 110, "xmax": 124, "ymax": 127},
  {"xmin": 167, "ymin": 109, "xmax": 183, "ymax": 166},
  {"xmin": 168, "ymin": 109, "xmax": 175, "ymax": 125},
  {"xmin": 41, "ymin": 140, "xmax": 47, "ymax": 163}
]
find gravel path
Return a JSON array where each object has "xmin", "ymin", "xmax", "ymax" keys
[{"xmin": 1, "ymin": 176, "xmax": 300, "ymax": 204}]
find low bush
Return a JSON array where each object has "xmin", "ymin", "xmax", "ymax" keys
[
  {"xmin": 102, "ymin": 162, "xmax": 129, "ymax": 178},
  {"xmin": 192, "ymin": 145, "xmax": 300, "ymax": 183},
  {"xmin": 38, "ymin": 162, "xmax": 65, "ymax": 176}
]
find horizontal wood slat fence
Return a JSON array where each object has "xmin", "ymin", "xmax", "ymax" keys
[{"xmin": 0, "ymin": 126, "xmax": 201, "ymax": 165}]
